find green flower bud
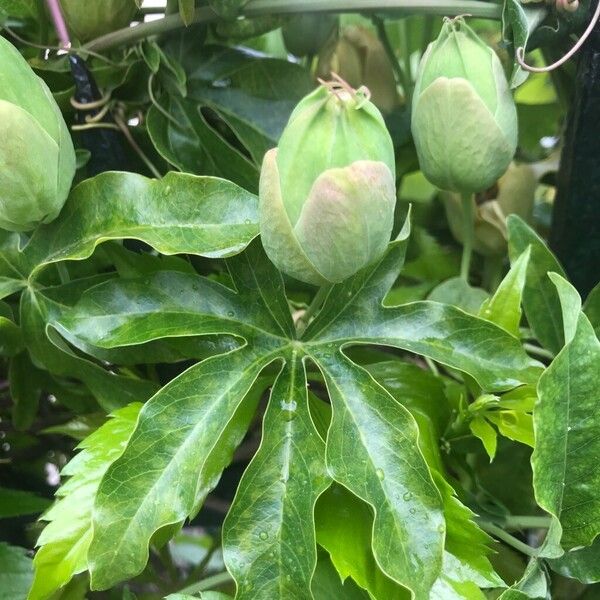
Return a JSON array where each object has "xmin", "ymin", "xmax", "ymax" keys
[
  {"xmin": 59, "ymin": 0, "xmax": 137, "ymax": 42},
  {"xmin": 411, "ymin": 18, "xmax": 518, "ymax": 194},
  {"xmin": 259, "ymin": 78, "xmax": 396, "ymax": 285},
  {"xmin": 0, "ymin": 36, "xmax": 76, "ymax": 232}
]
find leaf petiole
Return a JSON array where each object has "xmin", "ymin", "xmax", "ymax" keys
[{"xmin": 477, "ymin": 520, "xmax": 539, "ymax": 558}]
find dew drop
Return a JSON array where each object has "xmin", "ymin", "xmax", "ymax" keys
[
  {"xmin": 409, "ymin": 507, "xmax": 417, "ymax": 515},
  {"xmin": 259, "ymin": 531, "xmax": 269, "ymax": 541},
  {"xmin": 227, "ymin": 310, "xmax": 235, "ymax": 317},
  {"xmin": 1, "ymin": 442, "xmax": 10, "ymax": 452},
  {"xmin": 402, "ymin": 491, "xmax": 413, "ymax": 501},
  {"xmin": 437, "ymin": 523, "xmax": 446, "ymax": 533},
  {"xmin": 376, "ymin": 468, "xmax": 385, "ymax": 481},
  {"xmin": 244, "ymin": 219, "xmax": 252, "ymax": 225}
]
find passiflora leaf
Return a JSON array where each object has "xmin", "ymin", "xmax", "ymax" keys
[
  {"xmin": 305, "ymin": 235, "xmax": 542, "ymax": 392},
  {"xmin": 22, "ymin": 171, "xmax": 259, "ymax": 279},
  {"xmin": 310, "ymin": 348, "xmax": 445, "ymax": 597},
  {"xmin": 147, "ymin": 98, "xmax": 259, "ymax": 192},
  {"xmin": 21, "ymin": 288, "xmax": 158, "ymax": 413},
  {"xmin": 29, "ymin": 403, "xmax": 141, "ymax": 600},
  {"xmin": 532, "ymin": 274, "xmax": 600, "ymax": 549},
  {"xmin": 88, "ymin": 348, "xmax": 275, "ymax": 589},
  {"xmin": 223, "ymin": 353, "xmax": 330, "ymax": 598}
]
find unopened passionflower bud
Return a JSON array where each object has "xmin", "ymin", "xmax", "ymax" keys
[
  {"xmin": 259, "ymin": 77, "xmax": 396, "ymax": 285},
  {"xmin": 0, "ymin": 36, "xmax": 76, "ymax": 232},
  {"xmin": 411, "ymin": 17, "xmax": 518, "ymax": 194}
]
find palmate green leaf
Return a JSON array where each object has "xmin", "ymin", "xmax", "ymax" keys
[
  {"xmin": 479, "ymin": 247, "xmax": 530, "ymax": 337},
  {"xmin": 0, "ymin": 487, "xmax": 50, "ymax": 519},
  {"xmin": 508, "ymin": 215, "xmax": 566, "ymax": 355},
  {"xmin": 0, "ymin": 543, "xmax": 32, "ymax": 600},
  {"xmin": 223, "ymin": 352, "xmax": 330, "ymax": 599},
  {"xmin": 309, "ymin": 348, "xmax": 445, "ymax": 598},
  {"xmin": 55, "ymin": 243, "xmax": 294, "ymax": 350},
  {"xmin": 41, "ymin": 271, "xmax": 236, "ymax": 367},
  {"xmin": 28, "ymin": 403, "xmax": 141, "ymax": 600},
  {"xmin": 22, "ymin": 171, "xmax": 258, "ymax": 278},
  {"xmin": 305, "ymin": 234, "xmax": 542, "ymax": 392},
  {"xmin": 21, "ymin": 287, "xmax": 158, "ymax": 413},
  {"xmin": 532, "ymin": 274, "xmax": 600, "ymax": 549},
  {"xmin": 51, "ymin": 220, "xmax": 540, "ymax": 598},
  {"xmin": 89, "ymin": 346, "xmax": 278, "ymax": 590}
]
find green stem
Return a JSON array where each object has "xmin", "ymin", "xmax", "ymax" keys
[
  {"xmin": 523, "ymin": 343, "xmax": 555, "ymax": 361},
  {"xmin": 176, "ymin": 571, "xmax": 233, "ymax": 596},
  {"xmin": 297, "ymin": 285, "xmax": 332, "ymax": 337},
  {"xmin": 85, "ymin": 0, "xmax": 502, "ymax": 52},
  {"xmin": 397, "ymin": 18, "xmax": 414, "ymax": 104},
  {"xmin": 460, "ymin": 192, "xmax": 474, "ymax": 282},
  {"xmin": 503, "ymin": 515, "xmax": 552, "ymax": 531},
  {"xmin": 477, "ymin": 521, "xmax": 539, "ymax": 558}
]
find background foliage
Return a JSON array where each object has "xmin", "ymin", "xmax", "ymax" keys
[{"xmin": 1, "ymin": 1, "xmax": 599, "ymax": 599}]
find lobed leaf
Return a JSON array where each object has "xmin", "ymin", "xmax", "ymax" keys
[
  {"xmin": 22, "ymin": 171, "xmax": 259, "ymax": 278},
  {"xmin": 311, "ymin": 349, "xmax": 445, "ymax": 598},
  {"xmin": 223, "ymin": 352, "xmax": 330, "ymax": 599},
  {"xmin": 88, "ymin": 347, "xmax": 276, "ymax": 589}
]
